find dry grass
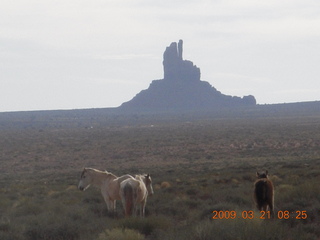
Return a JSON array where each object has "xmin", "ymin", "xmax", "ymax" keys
[{"xmin": 0, "ymin": 114, "xmax": 320, "ymax": 239}]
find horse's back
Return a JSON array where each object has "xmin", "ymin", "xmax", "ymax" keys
[
  {"xmin": 120, "ymin": 177, "xmax": 139, "ymax": 192},
  {"xmin": 255, "ymin": 180, "xmax": 267, "ymax": 200},
  {"xmin": 254, "ymin": 178, "xmax": 274, "ymax": 208},
  {"xmin": 117, "ymin": 174, "xmax": 134, "ymax": 183}
]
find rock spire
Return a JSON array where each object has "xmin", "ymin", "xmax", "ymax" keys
[
  {"xmin": 163, "ymin": 39, "xmax": 200, "ymax": 82},
  {"xmin": 119, "ymin": 40, "xmax": 256, "ymax": 112}
]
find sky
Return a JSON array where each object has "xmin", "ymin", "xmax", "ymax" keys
[{"xmin": 1, "ymin": 0, "xmax": 320, "ymax": 112}]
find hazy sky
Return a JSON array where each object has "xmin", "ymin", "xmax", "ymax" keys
[{"xmin": 1, "ymin": 0, "xmax": 319, "ymax": 112}]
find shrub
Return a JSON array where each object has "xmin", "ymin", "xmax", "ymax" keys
[
  {"xmin": 193, "ymin": 218, "xmax": 288, "ymax": 240},
  {"xmin": 23, "ymin": 210, "xmax": 81, "ymax": 240},
  {"xmin": 0, "ymin": 218, "xmax": 24, "ymax": 240},
  {"xmin": 97, "ymin": 228, "xmax": 145, "ymax": 240},
  {"xmin": 25, "ymin": 222, "xmax": 79, "ymax": 240},
  {"xmin": 116, "ymin": 215, "xmax": 172, "ymax": 236}
]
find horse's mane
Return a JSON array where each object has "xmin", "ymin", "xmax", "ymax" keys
[
  {"xmin": 83, "ymin": 168, "xmax": 117, "ymax": 178},
  {"xmin": 135, "ymin": 174, "xmax": 152, "ymax": 184},
  {"xmin": 83, "ymin": 167, "xmax": 104, "ymax": 173},
  {"xmin": 135, "ymin": 174, "xmax": 148, "ymax": 179},
  {"xmin": 136, "ymin": 173, "xmax": 149, "ymax": 177}
]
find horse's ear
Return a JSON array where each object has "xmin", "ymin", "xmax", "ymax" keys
[
  {"xmin": 81, "ymin": 168, "xmax": 86, "ymax": 178},
  {"xmin": 265, "ymin": 170, "xmax": 268, "ymax": 176},
  {"xmin": 146, "ymin": 174, "xmax": 150, "ymax": 178},
  {"xmin": 256, "ymin": 172, "xmax": 259, "ymax": 177}
]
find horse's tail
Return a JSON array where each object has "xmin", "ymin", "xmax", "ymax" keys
[
  {"xmin": 254, "ymin": 179, "xmax": 268, "ymax": 210},
  {"xmin": 123, "ymin": 184, "xmax": 134, "ymax": 217}
]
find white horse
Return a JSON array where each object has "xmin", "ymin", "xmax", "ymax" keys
[
  {"xmin": 120, "ymin": 174, "xmax": 154, "ymax": 217},
  {"xmin": 78, "ymin": 168, "xmax": 134, "ymax": 212}
]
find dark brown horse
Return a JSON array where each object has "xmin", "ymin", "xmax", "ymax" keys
[{"xmin": 254, "ymin": 170, "xmax": 274, "ymax": 217}]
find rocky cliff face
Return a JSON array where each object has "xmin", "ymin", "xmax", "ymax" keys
[
  {"xmin": 119, "ymin": 40, "xmax": 256, "ymax": 112},
  {"xmin": 163, "ymin": 40, "xmax": 201, "ymax": 82}
]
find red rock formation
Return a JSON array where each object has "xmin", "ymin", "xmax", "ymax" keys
[{"xmin": 119, "ymin": 40, "xmax": 256, "ymax": 112}]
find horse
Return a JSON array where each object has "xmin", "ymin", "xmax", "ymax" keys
[
  {"xmin": 120, "ymin": 174, "xmax": 154, "ymax": 217},
  {"xmin": 78, "ymin": 168, "xmax": 134, "ymax": 212},
  {"xmin": 253, "ymin": 170, "xmax": 274, "ymax": 218}
]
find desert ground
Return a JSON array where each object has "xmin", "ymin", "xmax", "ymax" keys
[{"xmin": 0, "ymin": 111, "xmax": 319, "ymax": 239}]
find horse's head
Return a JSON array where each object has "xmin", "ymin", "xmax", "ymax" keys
[
  {"xmin": 145, "ymin": 174, "xmax": 154, "ymax": 196},
  {"xmin": 78, "ymin": 168, "xmax": 92, "ymax": 191},
  {"xmin": 256, "ymin": 170, "xmax": 269, "ymax": 179}
]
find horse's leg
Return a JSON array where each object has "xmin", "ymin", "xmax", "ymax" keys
[
  {"xmin": 101, "ymin": 190, "xmax": 111, "ymax": 212},
  {"xmin": 139, "ymin": 203, "xmax": 142, "ymax": 217},
  {"xmin": 133, "ymin": 190, "xmax": 138, "ymax": 217},
  {"xmin": 141, "ymin": 199, "xmax": 146, "ymax": 217},
  {"xmin": 141, "ymin": 204, "xmax": 145, "ymax": 217},
  {"xmin": 133, "ymin": 204, "xmax": 137, "ymax": 217},
  {"xmin": 121, "ymin": 197, "xmax": 127, "ymax": 216},
  {"xmin": 138, "ymin": 204, "xmax": 142, "ymax": 217},
  {"xmin": 111, "ymin": 200, "xmax": 116, "ymax": 212},
  {"xmin": 268, "ymin": 201, "xmax": 274, "ymax": 218},
  {"xmin": 262, "ymin": 203, "xmax": 267, "ymax": 212},
  {"xmin": 271, "ymin": 193, "xmax": 275, "ymax": 218},
  {"xmin": 106, "ymin": 199, "xmax": 112, "ymax": 212}
]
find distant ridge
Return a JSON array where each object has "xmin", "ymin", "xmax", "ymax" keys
[
  {"xmin": 119, "ymin": 40, "xmax": 256, "ymax": 112},
  {"xmin": 1, "ymin": 101, "xmax": 320, "ymax": 130}
]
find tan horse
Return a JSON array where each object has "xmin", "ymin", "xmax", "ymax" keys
[
  {"xmin": 120, "ymin": 174, "xmax": 154, "ymax": 217},
  {"xmin": 254, "ymin": 170, "xmax": 274, "ymax": 217},
  {"xmin": 78, "ymin": 168, "xmax": 133, "ymax": 212}
]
